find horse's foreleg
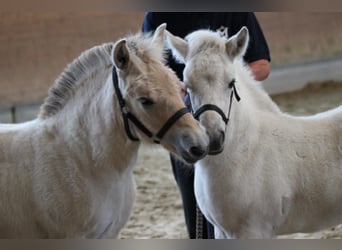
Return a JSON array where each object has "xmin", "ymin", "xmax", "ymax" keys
[{"xmin": 214, "ymin": 226, "xmax": 234, "ymax": 239}]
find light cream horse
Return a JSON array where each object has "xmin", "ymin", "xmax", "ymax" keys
[
  {"xmin": 0, "ymin": 24, "xmax": 209, "ymax": 238},
  {"xmin": 166, "ymin": 27, "xmax": 342, "ymax": 238}
]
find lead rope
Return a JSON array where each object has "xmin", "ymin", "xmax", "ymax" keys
[{"xmin": 195, "ymin": 203, "xmax": 204, "ymax": 239}]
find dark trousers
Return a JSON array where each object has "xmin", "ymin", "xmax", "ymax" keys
[{"xmin": 170, "ymin": 154, "xmax": 215, "ymax": 239}]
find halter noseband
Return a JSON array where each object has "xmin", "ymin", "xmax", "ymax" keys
[
  {"xmin": 112, "ymin": 67, "xmax": 189, "ymax": 144},
  {"xmin": 192, "ymin": 79, "xmax": 240, "ymax": 125}
]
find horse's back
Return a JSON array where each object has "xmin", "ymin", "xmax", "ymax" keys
[
  {"xmin": 299, "ymin": 105, "xmax": 342, "ymax": 148},
  {"xmin": 0, "ymin": 120, "xmax": 39, "ymax": 159},
  {"xmin": 306, "ymin": 104, "xmax": 342, "ymax": 120},
  {"xmin": 0, "ymin": 120, "xmax": 39, "ymax": 134}
]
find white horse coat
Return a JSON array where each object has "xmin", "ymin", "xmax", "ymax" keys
[
  {"xmin": 0, "ymin": 24, "xmax": 209, "ymax": 238},
  {"xmin": 166, "ymin": 27, "xmax": 342, "ymax": 238}
]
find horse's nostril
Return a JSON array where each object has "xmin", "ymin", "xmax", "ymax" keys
[
  {"xmin": 220, "ymin": 131, "xmax": 225, "ymax": 143},
  {"xmin": 190, "ymin": 146, "xmax": 206, "ymax": 157},
  {"xmin": 207, "ymin": 130, "xmax": 225, "ymax": 155}
]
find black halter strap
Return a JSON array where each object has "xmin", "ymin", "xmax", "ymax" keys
[
  {"xmin": 192, "ymin": 79, "xmax": 240, "ymax": 125},
  {"xmin": 112, "ymin": 67, "xmax": 189, "ymax": 143}
]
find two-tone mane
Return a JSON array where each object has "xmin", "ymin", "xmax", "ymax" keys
[
  {"xmin": 39, "ymin": 43, "xmax": 113, "ymax": 118},
  {"xmin": 39, "ymin": 33, "xmax": 167, "ymax": 119}
]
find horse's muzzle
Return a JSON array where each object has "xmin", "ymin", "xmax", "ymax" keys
[
  {"xmin": 181, "ymin": 145, "xmax": 208, "ymax": 163},
  {"xmin": 208, "ymin": 130, "xmax": 225, "ymax": 155}
]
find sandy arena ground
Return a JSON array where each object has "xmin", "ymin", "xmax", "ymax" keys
[{"xmin": 120, "ymin": 81, "xmax": 342, "ymax": 239}]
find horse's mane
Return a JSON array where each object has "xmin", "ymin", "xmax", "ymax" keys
[
  {"xmin": 234, "ymin": 61, "xmax": 281, "ymax": 114},
  {"xmin": 39, "ymin": 32, "xmax": 165, "ymax": 119},
  {"xmin": 185, "ymin": 29, "xmax": 225, "ymax": 59},
  {"xmin": 38, "ymin": 43, "xmax": 113, "ymax": 119}
]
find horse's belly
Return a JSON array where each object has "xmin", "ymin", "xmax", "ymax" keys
[{"xmin": 277, "ymin": 202, "xmax": 342, "ymax": 235}]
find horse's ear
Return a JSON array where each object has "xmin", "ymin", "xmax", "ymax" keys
[
  {"xmin": 112, "ymin": 39, "xmax": 130, "ymax": 70},
  {"xmin": 225, "ymin": 26, "xmax": 249, "ymax": 60},
  {"xmin": 151, "ymin": 23, "xmax": 167, "ymax": 47},
  {"xmin": 165, "ymin": 30, "xmax": 188, "ymax": 63}
]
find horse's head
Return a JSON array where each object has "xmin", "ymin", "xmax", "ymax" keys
[
  {"xmin": 111, "ymin": 24, "xmax": 209, "ymax": 163},
  {"xmin": 166, "ymin": 27, "xmax": 249, "ymax": 154}
]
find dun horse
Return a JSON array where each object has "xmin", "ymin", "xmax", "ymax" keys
[
  {"xmin": 0, "ymin": 24, "xmax": 209, "ymax": 238},
  {"xmin": 166, "ymin": 27, "xmax": 342, "ymax": 238}
]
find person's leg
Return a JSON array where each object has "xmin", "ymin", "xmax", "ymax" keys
[
  {"xmin": 170, "ymin": 154, "xmax": 215, "ymax": 239},
  {"xmin": 206, "ymin": 218, "xmax": 215, "ymax": 239},
  {"xmin": 170, "ymin": 154, "xmax": 197, "ymax": 238}
]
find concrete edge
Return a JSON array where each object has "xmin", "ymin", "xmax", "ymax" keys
[{"xmin": 263, "ymin": 58, "xmax": 342, "ymax": 95}]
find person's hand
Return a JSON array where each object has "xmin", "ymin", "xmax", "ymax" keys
[
  {"xmin": 180, "ymin": 81, "xmax": 187, "ymax": 99},
  {"xmin": 248, "ymin": 59, "xmax": 270, "ymax": 81}
]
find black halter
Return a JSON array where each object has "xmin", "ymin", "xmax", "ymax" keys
[
  {"xmin": 112, "ymin": 67, "xmax": 189, "ymax": 144},
  {"xmin": 192, "ymin": 79, "xmax": 241, "ymax": 125}
]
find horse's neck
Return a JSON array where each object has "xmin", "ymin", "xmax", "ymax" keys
[
  {"xmin": 48, "ymin": 73, "xmax": 140, "ymax": 174},
  {"xmin": 227, "ymin": 63, "xmax": 280, "ymax": 144}
]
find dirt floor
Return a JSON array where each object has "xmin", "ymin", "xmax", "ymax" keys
[{"xmin": 120, "ymin": 81, "xmax": 342, "ymax": 239}]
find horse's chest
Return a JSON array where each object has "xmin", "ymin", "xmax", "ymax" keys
[
  {"xmin": 83, "ymin": 173, "xmax": 136, "ymax": 238},
  {"xmin": 194, "ymin": 159, "xmax": 232, "ymax": 196},
  {"xmin": 87, "ymin": 203, "xmax": 127, "ymax": 238},
  {"xmin": 194, "ymin": 162, "xmax": 230, "ymax": 216},
  {"xmin": 194, "ymin": 159, "xmax": 247, "ymax": 227}
]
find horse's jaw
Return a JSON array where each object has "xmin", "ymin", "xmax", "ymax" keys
[{"xmin": 208, "ymin": 148, "xmax": 224, "ymax": 155}]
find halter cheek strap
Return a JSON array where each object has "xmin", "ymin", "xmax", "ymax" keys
[
  {"xmin": 112, "ymin": 67, "xmax": 189, "ymax": 144},
  {"xmin": 229, "ymin": 79, "xmax": 240, "ymax": 102}
]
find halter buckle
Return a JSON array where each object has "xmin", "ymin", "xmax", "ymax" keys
[{"xmin": 121, "ymin": 106, "xmax": 129, "ymax": 114}]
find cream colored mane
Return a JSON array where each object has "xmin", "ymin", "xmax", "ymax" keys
[
  {"xmin": 39, "ymin": 43, "xmax": 112, "ymax": 118},
  {"xmin": 39, "ymin": 33, "xmax": 166, "ymax": 119},
  {"xmin": 185, "ymin": 30, "xmax": 224, "ymax": 59}
]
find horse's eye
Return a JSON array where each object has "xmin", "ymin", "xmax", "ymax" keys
[{"xmin": 138, "ymin": 97, "xmax": 155, "ymax": 106}]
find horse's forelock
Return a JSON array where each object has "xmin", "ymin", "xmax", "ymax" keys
[
  {"xmin": 126, "ymin": 33, "xmax": 166, "ymax": 65},
  {"xmin": 186, "ymin": 30, "xmax": 224, "ymax": 58}
]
